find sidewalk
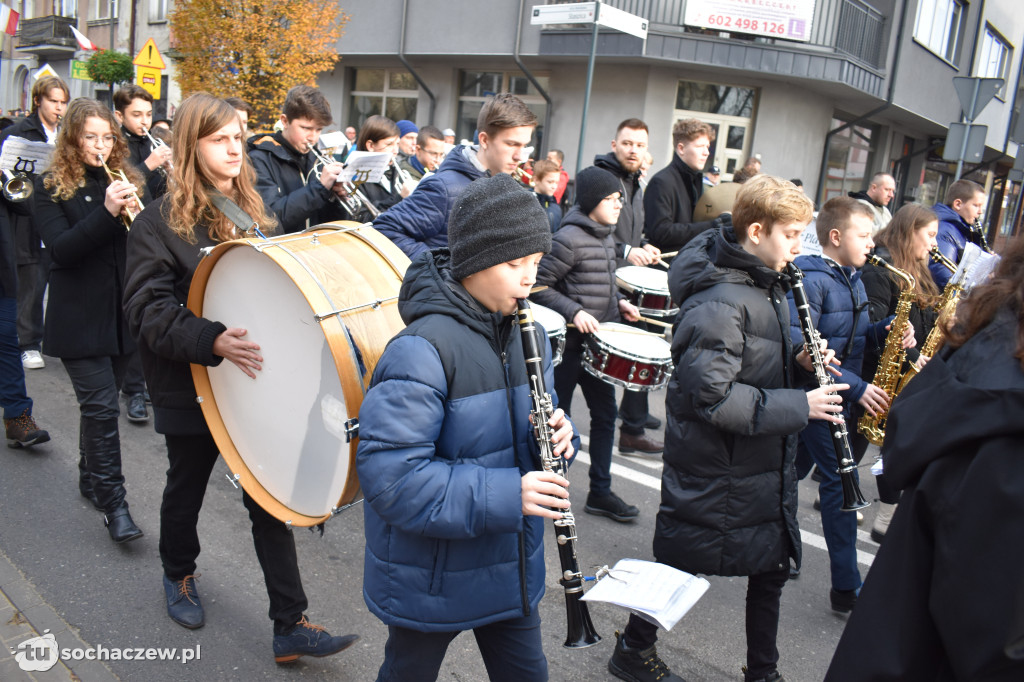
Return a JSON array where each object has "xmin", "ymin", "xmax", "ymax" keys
[{"xmin": 0, "ymin": 548, "xmax": 118, "ymax": 682}]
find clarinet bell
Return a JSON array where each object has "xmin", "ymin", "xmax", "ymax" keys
[{"xmin": 839, "ymin": 470, "xmax": 870, "ymax": 512}]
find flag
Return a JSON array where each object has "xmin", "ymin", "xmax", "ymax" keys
[
  {"xmin": 0, "ymin": 3, "xmax": 19, "ymax": 36},
  {"xmin": 69, "ymin": 25, "xmax": 98, "ymax": 51}
]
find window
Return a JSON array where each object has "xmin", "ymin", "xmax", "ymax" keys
[
  {"xmin": 977, "ymin": 25, "xmax": 1012, "ymax": 96},
  {"xmin": 823, "ymin": 118, "xmax": 878, "ymax": 202},
  {"xmin": 348, "ymin": 69, "xmax": 418, "ymax": 131},
  {"xmin": 914, "ymin": 0, "xmax": 964, "ymax": 63},
  {"xmin": 675, "ymin": 81, "xmax": 756, "ymax": 118},
  {"xmin": 150, "ymin": 0, "xmax": 167, "ymax": 23},
  {"xmin": 56, "ymin": 0, "xmax": 77, "ymax": 18},
  {"xmin": 455, "ymin": 71, "xmax": 548, "ymax": 150},
  {"xmin": 94, "ymin": 0, "xmax": 119, "ymax": 21}
]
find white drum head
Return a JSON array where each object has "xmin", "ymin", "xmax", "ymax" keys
[
  {"xmin": 594, "ymin": 322, "xmax": 672, "ymax": 361},
  {"xmin": 531, "ymin": 303, "xmax": 566, "ymax": 337},
  {"xmin": 202, "ymin": 247, "xmax": 351, "ymax": 519},
  {"xmin": 616, "ymin": 266, "xmax": 670, "ymax": 293}
]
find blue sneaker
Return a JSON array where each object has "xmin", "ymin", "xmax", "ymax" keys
[
  {"xmin": 163, "ymin": 574, "xmax": 204, "ymax": 629},
  {"xmin": 273, "ymin": 616, "xmax": 359, "ymax": 664}
]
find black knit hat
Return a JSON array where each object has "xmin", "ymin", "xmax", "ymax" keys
[
  {"xmin": 576, "ymin": 166, "xmax": 622, "ymax": 214},
  {"xmin": 449, "ymin": 174, "xmax": 552, "ymax": 280}
]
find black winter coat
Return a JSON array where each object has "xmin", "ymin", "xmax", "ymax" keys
[
  {"xmin": 825, "ymin": 307, "xmax": 1024, "ymax": 682},
  {"xmin": 0, "ymin": 112, "xmax": 50, "ymax": 273},
  {"xmin": 594, "ymin": 152, "xmax": 645, "ymax": 260},
  {"xmin": 248, "ymin": 132, "xmax": 343, "ymax": 234},
  {"xmin": 658, "ymin": 226, "xmax": 808, "ymax": 577},
  {"xmin": 122, "ymin": 126, "xmax": 167, "ymax": 199},
  {"xmin": 122, "ymin": 197, "xmax": 227, "ymax": 435},
  {"xmin": 643, "ymin": 153, "xmax": 715, "ymax": 252},
  {"xmin": 34, "ymin": 166, "xmax": 136, "ymax": 359},
  {"xmin": 531, "ymin": 206, "xmax": 621, "ymax": 329},
  {"xmin": 859, "ymin": 245, "xmax": 937, "ymax": 380}
]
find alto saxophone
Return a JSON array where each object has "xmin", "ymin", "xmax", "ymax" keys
[
  {"xmin": 858, "ymin": 255, "xmax": 915, "ymax": 446},
  {"xmin": 897, "ymin": 250, "xmax": 960, "ymax": 392}
]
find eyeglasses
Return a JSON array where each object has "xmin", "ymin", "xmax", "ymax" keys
[{"xmin": 83, "ymin": 134, "xmax": 117, "ymax": 146}]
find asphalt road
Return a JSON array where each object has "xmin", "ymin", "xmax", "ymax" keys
[{"xmin": 1, "ymin": 359, "xmax": 883, "ymax": 681}]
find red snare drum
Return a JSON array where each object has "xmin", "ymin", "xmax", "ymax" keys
[
  {"xmin": 582, "ymin": 323, "xmax": 673, "ymax": 392},
  {"xmin": 616, "ymin": 266, "xmax": 677, "ymax": 317}
]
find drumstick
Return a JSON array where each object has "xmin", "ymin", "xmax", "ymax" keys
[
  {"xmin": 567, "ymin": 324, "xmax": 663, "ymax": 336},
  {"xmin": 530, "ymin": 285, "xmax": 548, "ymax": 293},
  {"xmin": 659, "ymin": 250, "xmax": 679, "ymax": 258},
  {"xmin": 652, "ymin": 260, "xmax": 670, "ymax": 269},
  {"xmin": 638, "ymin": 316, "xmax": 673, "ymax": 329}
]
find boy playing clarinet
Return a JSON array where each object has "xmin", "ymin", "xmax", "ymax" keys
[{"xmin": 355, "ymin": 173, "xmax": 579, "ymax": 682}]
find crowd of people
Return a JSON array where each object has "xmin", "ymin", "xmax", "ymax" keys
[{"xmin": 1, "ymin": 77, "xmax": 1022, "ymax": 682}]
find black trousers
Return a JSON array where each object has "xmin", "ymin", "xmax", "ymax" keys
[
  {"xmin": 159, "ymin": 431, "xmax": 308, "ymax": 634},
  {"xmin": 624, "ymin": 567, "xmax": 790, "ymax": 681},
  {"xmin": 15, "ymin": 248, "xmax": 48, "ymax": 352}
]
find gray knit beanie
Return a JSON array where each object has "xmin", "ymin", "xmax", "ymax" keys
[
  {"xmin": 576, "ymin": 166, "xmax": 622, "ymax": 214},
  {"xmin": 449, "ymin": 174, "xmax": 552, "ymax": 280}
]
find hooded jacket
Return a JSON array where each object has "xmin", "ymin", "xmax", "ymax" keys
[
  {"xmin": 930, "ymin": 202, "xmax": 985, "ymax": 289},
  {"xmin": 656, "ymin": 226, "xmax": 808, "ymax": 577},
  {"xmin": 248, "ymin": 132, "xmax": 341, "ymax": 234},
  {"xmin": 594, "ymin": 152, "xmax": 645, "ymax": 260},
  {"xmin": 372, "ymin": 145, "xmax": 486, "ymax": 259},
  {"xmin": 530, "ymin": 205, "xmax": 621, "ymax": 326},
  {"xmin": 847, "ymin": 190, "xmax": 892, "ymax": 234},
  {"xmin": 643, "ymin": 152, "xmax": 715, "ymax": 252},
  {"xmin": 356, "ymin": 249, "xmax": 579, "ymax": 631},
  {"xmin": 825, "ymin": 307, "xmax": 1024, "ymax": 682}
]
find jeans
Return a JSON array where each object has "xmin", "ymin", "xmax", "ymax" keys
[
  {"xmin": 624, "ymin": 567, "xmax": 790, "ymax": 681},
  {"xmin": 554, "ymin": 336, "xmax": 618, "ymax": 496},
  {"xmin": 15, "ymin": 248, "xmax": 48, "ymax": 352},
  {"xmin": 159, "ymin": 432, "xmax": 307, "ymax": 634},
  {"xmin": 0, "ymin": 297, "xmax": 31, "ymax": 418},
  {"xmin": 796, "ymin": 419, "xmax": 862, "ymax": 592},
  {"xmin": 375, "ymin": 610, "xmax": 547, "ymax": 682}
]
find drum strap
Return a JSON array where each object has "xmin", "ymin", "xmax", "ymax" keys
[{"xmin": 208, "ymin": 191, "xmax": 268, "ymax": 239}]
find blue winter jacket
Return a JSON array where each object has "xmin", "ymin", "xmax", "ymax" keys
[
  {"xmin": 930, "ymin": 202, "xmax": 978, "ymax": 289},
  {"xmin": 356, "ymin": 249, "xmax": 579, "ymax": 632},
  {"xmin": 372, "ymin": 145, "xmax": 486, "ymax": 259},
  {"xmin": 787, "ymin": 255, "xmax": 887, "ymax": 404}
]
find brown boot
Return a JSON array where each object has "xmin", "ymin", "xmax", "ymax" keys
[
  {"xmin": 5, "ymin": 409, "xmax": 50, "ymax": 449},
  {"xmin": 618, "ymin": 431, "xmax": 663, "ymax": 456}
]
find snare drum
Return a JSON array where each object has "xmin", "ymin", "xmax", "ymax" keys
[
  {"xmin": 188, "ymin": 222, "xmax": 409, "ymax": 526},
  {"xmin": 530, "ymin": 303, "xmax": 566, "ymax": 366},
  {"xmin": 582, "ymin": 322, "xmax": 673, "ymax": 391},
  {"xmin": 616, "ymin": 266, "xmax": 678, "ymax": 317}
]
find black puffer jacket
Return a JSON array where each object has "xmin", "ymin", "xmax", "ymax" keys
[
  {"xmin": 531, "ymin": 206, "xmax": 621, "ymax": 326},
  {"xmin": 594, "ymin": 152, "xmax": 644, "ymax": 261},
  {"xmin": 248, "ymin": 132, "xmax": 343, "ymax": 234},
  {"xmin": 656, "ymin": 226, "xmax": 808, "ymax": 577},
  {"xmin": 122, "ymin": 126, "xmax": 166, "ymax": 199},
  {"xmin": 643, "ymin": 153, "xmax": 715, "ymax": 252},
  {"xmin": 34, "ymin": 166, "xmax": 136, "ymax": 359}
]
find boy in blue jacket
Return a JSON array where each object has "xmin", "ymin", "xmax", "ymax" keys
[
  {"xmin": 356, "ymin": 173, "xmax": 579, "ymax": 682},
  {"xmin": 786, "ymin": 196, "xmax": 900, "ymax": 613}
]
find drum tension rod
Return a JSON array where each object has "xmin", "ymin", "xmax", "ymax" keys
[
  {"xmin": 225, "ymin": 473, "xmax": 240, "ymax": 489},
  {"xmin": 314, "ymin": 296, "xmax": 398, "ymax": 322},
  {"xmin": 331, "ymin": 499, "xmax": 364, "ymax": 517},
  {"xmin": 343, "ymin": 418, "xmax": 359, "ymax": 442}
]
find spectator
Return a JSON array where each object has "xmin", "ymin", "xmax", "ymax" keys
[
  {"xmin": 547, "ymin": 149, "xmax": 570, "ymax": 205},
  {"xmin": 532, "ymin": 159, "xmax": 562, "ymax": 232},
  {"xmin": 848, "ymin": 172, "xmax": 895, "ymax": 235},
  {"xmin": 703, "ymin": 165, "xmax": 721, "ymax": 187}
]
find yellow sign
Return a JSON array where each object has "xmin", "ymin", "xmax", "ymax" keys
[
  {"xmin": 71, "ymin": 61, "xmax": 92, "ymax": 81},
  {"xmin": 133, "ymin": 38, "xmax": 166, "ymax": 69},
  {"xmin": 33, "ymin": 63, "xmax": 59, "ymax": 81},
  {"xmin": 136, "ymin": 66, "xmax": 162, "ymax": 99}
]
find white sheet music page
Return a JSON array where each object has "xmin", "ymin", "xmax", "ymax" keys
[
  {"xmin": 1, "ymin": 136, "xmax": 55, "ymax": 174},
  {"xmin": 581, "ymin": 558, "xmax": 710, "ymax": 631}
]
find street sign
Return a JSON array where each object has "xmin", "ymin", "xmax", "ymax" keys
[
  {"xmin": 133, "ymin": 38, "xmax": 166, "ymax": 69},
  {"xmin": 943, "ymin": 123, "xmax": 987, "ymax": 163},
  {"xmin": 596, "ymin": 2, "xmax": 648, "ymax": 39},
  {"xmin": 531, "ymin": 2, "xmax": 596, "ymax": 25},
  {"xmin": 32, "ymin": 63, "xmax": 58, "ymax": 81},
  {"xmin": 952, "ymin": 77, "xmax": 1003, "ymax": 120},
  {"xmin": 70, "ymin": 61, "xmax": 92, "ymax": 81},
  {"xmin": 136, "ymin": 66, "xmax": 161, "ymax": 99}
]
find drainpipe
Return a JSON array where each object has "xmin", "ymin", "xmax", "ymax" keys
[
  {"xmin": 398, "ymin": 0, "xmax": 436, "ymax": 125},
  {"xmin": 815, "ymin": 0, "xmax": 911, "ymax": 207},
  {"xmin": 515, "ymin": 0, "xmax": 553, "ymax": 156}
]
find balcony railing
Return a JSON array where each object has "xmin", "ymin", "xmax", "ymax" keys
[
  {"xmin": 551, "ymin": 0, "xmax": 888, "ymax": 69},
  {"xmin": 18, "ymin": 15, "xmax": 78, "ymax": 50}
]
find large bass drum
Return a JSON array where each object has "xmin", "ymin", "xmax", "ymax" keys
[{"xmin": 188, "ymin": 222, "xmax": 409, "ymax": 527}]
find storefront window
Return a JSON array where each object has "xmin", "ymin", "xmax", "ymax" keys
[
  {"xmin": 456, "ymin": 71, "xmax": 548, "ymax": 151},
  {"xmin": 823, "ymin": 118, "xmax": 878, "ymax": 201},
  {"xmin": 349, "ymin": 68, "xmax": 418, "ymax": 131}
]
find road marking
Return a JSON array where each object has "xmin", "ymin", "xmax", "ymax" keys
[{"xmin": 572, "ymin": 446, "xmax": 876, "ymax": 568}]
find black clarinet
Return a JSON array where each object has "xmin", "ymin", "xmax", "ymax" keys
[
  {"xmin": 516, "ymin": 299, "xmax": 600, "ymax": 649},
  {"xmin": 786, "ymin": 264, "xmax": 869, "ymax": 512}
]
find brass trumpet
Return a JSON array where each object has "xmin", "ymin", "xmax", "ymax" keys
[
  {"xmin": 99, "ymin": 154, "xmax": 144, "ymax": 229},
  {"xmin": 308, "ymin": 145, "xmax": 380, "ymax": 219},
  {"xmin": 2, "ymin": 169, "xmax": 33, "ymax": 202}
]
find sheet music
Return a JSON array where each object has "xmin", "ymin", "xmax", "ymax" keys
[
  {"xmin": 958, "ymin": 242, "xmax": 1000, "ymax": 290},
  {"xmin": 338, "ymin": 151, "xmax": 390, "ymax": 185},
  {"xmin": 1, "ymin": 136, "xmax": 54, "ymax": 174},
  {"xmin": 581, "ymin": 558, "xmax": 710, "ymax": 631}
]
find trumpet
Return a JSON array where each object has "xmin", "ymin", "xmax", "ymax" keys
[
  {"xmin": 2, "ymin": 169, "xmax": 33, "ymax": 202},
  {"xmin": 141, "ymin": 126, "xmax": 172, "ymax": 174},
  {"xmin": 308, "ymin": 145, "xmax": 380, "ymax": 219},
  {"xmin": 99, "ymin": 154, "xmax": 144, "ymax": 229}
]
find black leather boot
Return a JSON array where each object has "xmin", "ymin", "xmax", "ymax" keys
[
  {"xmin": 78, "ymin": 419, "xmax": 102, "ymax": 511},
  {"xmin": 82, "ymin": 416, "xmax": 143, "ymax": 543}
]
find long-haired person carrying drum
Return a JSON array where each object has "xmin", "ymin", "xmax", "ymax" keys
[{"xmin": 123, "ymin": 93, "xmax": 359, "ymax": 663}]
